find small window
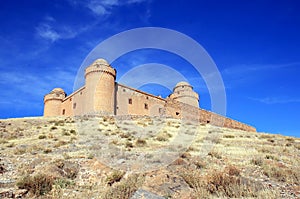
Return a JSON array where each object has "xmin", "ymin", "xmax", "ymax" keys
[
  {"xmin": 176, "ymin": 112, "xmax": 180, "ymax": 116},
  {"xmin": 146, "ymin": 96, "xmax": 149, "ymax": 100},
  {"xmin": 207, "ymin": 120, "xmax": 210, "ymax": 124},
  {"xmin": 80, "ymin": 92, "xmax": 82, "ymax": 95},
  {"xmin": 69, "ymin": 98, "xmax": 72, "ymax": 101},
  {"xmin": 128, "ymin": 98, "xmax": 132, "ymax": 104},
  {"xmin": 123, "ymin": 89, "xmax": 126, "ymax": 92},
  {"xmin": 144, "ymin": 103, "xmax": 148, "ymax": 110},
  {"xmin": 73, "ymin": 103, "xmax": 76, "ymax": 109},
  {"xmin": 62, "ymin": 109, "xmax": 65, "ymax": 115},
  {"xmin": 159, "ymin": 108, "xmax": 163, "ymax": 114},
  {"xmin": 182, "ymin": 86, "xmax": 184, "ymax": 88}
]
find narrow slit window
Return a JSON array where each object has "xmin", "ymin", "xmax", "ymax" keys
[
  {"xmin": 62, "ymin": 109, "xmax": 65, "ymax": 115},
  {"xmin": 144, "ymin": 103, "xmax": 148, "ymax": 110},
  {"xmin": 128, "ymin": 98, "xmax": 132, "ymax": 104},
  {"xmin": 73, "ymin": 103, "xmax": 76, "ymax": 109}
]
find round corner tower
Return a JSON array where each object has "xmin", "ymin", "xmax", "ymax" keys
[
  {"xmin": 84, "ymin": 58, "xmax": 116, "ymax": 115},
  {"xmin": 44, "ymin": 88, "xmax": 66, "ymax": 116},
  {"xmin": 171, "ymin": 81, "xmax": 199, "ymax": 108}
]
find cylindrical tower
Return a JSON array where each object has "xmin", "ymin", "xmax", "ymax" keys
[
  {"xmin": 84, "ymin": 58, "xmax": 116, "ymax": 115},
  {"xmin": 171, "ymin": 81, "xmax": 199, "ymax": 108},
  {"xmin": 44, "ymin": 88, "xmax": 66, "ymax": 116}
]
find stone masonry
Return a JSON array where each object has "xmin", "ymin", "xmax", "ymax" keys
[{"xmin": 44, "ymin": 59, "xmax": 256, "ymax": 132}]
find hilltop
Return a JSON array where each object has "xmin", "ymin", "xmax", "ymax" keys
[{"xmin": 0, "ymin": 116, "xmax": 299, "ymax": 198}]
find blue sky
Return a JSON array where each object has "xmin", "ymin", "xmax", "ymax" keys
[{"xmin": 0, "ymin": 0, "xmax": 299, "ymax": 137}]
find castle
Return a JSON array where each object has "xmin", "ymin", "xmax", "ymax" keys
[{"xmin": 44, "ymin": 59, "xmax": 256, "ymax": 132}]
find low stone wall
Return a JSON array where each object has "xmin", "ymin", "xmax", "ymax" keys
[{"xmin": 164, "ymin": 99, "xmax": 256, "ymax": 132}]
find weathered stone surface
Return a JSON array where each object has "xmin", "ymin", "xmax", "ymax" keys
[{"xmin": 130, "ymin": 189, "xmax": 165, "ymax": 199}]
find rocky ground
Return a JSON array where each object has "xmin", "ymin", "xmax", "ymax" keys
[{"xmin": 0, "ymin": 116, "xmax": 299, "ymax": 198}]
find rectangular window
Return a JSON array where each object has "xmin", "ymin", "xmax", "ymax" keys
[
  {"xmin": 128, "ymin": 98, "xmax": 132, "ymax": 104},
  {"xmin": 144, "ymin": 103, "xmax": 148, "ymax": 110},
  {"xmin": 73, "ymin": 103, "xmax": 76, "ymax": 109},
  {"xmin": 62, "ymin": 109, "xmax": 65, "ymax": 115},
  {"xmin": 159, "ymin": 108, "xmax": 163, "ymax": 114}
]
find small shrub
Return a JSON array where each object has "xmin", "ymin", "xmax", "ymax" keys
[
  {"xmin": 267, "ymin": 138, "xmax": 275, "ymax": 143},
  {"xmin": 125, "ymin": 142, "xmax": 133, "ymax": 148},
  {"xmin": 265, "ymin": 154, "xmax": 278, "ymax": 161},
  {"xmin": 0, "ymin": 138, "xmax": 8, "ymax": 144},
  {"xmin": 106, "ymin": 170, "xmax": 125, "ymax": 186},
  {"xmin": 69, "ymin": 129, "xmax": 76, "ymax": 135},
  {"xmin": 50, "ymin": 126, "xmax": 58, "ymax": 131},
  {"xmin": 120, "ymin": 133, "xmax": 130, "ymax": 138},
  {"xmin": 54, "ymin": 120, "xmax": 65, "ymax": 126},
  {"xmin": 38, "ymin": 134, "xmax": 47, "ymax": 139},
  {"xmin": 223, "ymin": 134, "xmax": 235, "ymax": 139},
  {"xmin": 14, "ymin": 147, "xmax": 26, "ymax": 155},
  {"xmin": 259, "ymin": 134, "xmax": 273, "ymax": 139},
  {"xmin": 156, "ymin": 135, "xmax": 168, "ymax": 142},
  {"xmin": 181, "ymin": 152, "xmax": 191, "ymax": 159},
  {"xmin": 226, "ymin": 165, "xmax": 240, "ymax": 176},
  {"xmin": 194, "ymin": 160, "xmax": 206, "ymax": 169},
  {"xmin": 262, "ymin": 164, "xmax": 299, "ymax": 183},
  {"xmin": 55, "ymin": 140, "xmax": 67, "ymax": 147},
  {"xmin": 54, "ymin": 178, "xmax": 74, "ymax": 189},
  {"xmin": 63, "ymin": 153, "xmax": 71, "ymax": 159},
  {"xmin": 285, "ymin": 137, "xmax": 295, "ymax": 142},
  {"xmin": 135, "ymin": 138, "xmax": 147, "ymax": 147},
  {"xmin": 62, "ymin": 131, "xmax": 71, "ymax": 136},
  {"xmin": 208, "ymin": 150, "xmax": 222, "ymax": 159},
  {"xmin": 6, "ymin": 142, "xmax": 15, "ymax": 148},
  {"xmin": 102, "ymin": 174, "xmax": 144, "ymax": 199},
  {"xmin": 16, "ymin": 174, "xmax": 54, "ymax": 196},
  {"xmin": 43, "ymin": 148, "xmax": 52, "ymax": 154},
  {"xmin": 251, "ymin": 157, "xmax": 263, "ymax": 166},
  {"xmin": 87, "ymin": 153, "xmax": 94, "ymax": 159}
]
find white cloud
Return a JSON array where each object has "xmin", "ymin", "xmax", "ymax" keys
[
  {"xmin": 36, "ymin": 24, "xmax": 61, "ymax": 42},
  {"xmin": 36, "ymin": 16, "xmax": 96, "ymax": 42},
  {"xmin": 83, "ymin": 0, "xmax": 150, "ymax": 16}
]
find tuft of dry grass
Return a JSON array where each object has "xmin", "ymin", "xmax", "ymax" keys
[
  {"xmin": 135, "ymin": 138, "xmax": 147, "ymax": 147},
  {"xmin": 106, "ymin": 170, "xmax": 125, "ymax": 186},
  {"xmin": 17, "ymin": 174, "xmax": 54, "ymax": 196},
  {"xmin": 181, "ymin": 166, "xmax": 276, "ymax": 198},
  {"xmin": 102, "ymin": 174, "xmax": 144, "ymax": 199}
]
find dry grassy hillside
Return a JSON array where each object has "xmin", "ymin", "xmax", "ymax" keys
[{"xmin": 0, "ymin": 116, "xmax": 299, "ymax": 199}]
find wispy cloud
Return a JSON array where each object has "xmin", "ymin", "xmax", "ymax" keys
[
  {"xmin": 249, "ymin": 96, "xmax": 300, "ymax": 104},
  {"xmin": 72, "ymin": 0, "xmax": 150, "ymax": 16},
  {"xmin": 36, "ymin": 23, "xmax": 61, "ymax": 42}
]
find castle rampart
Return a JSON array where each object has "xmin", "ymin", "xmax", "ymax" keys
[{"xmin": 43, "ymin": 58, "xmax": 256, "ymax": 132}]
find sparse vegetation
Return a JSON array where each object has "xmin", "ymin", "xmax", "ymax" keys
[
  {"xmin": 135, "ymin": 138, "xmax": 147, "ymax": 147},
  {"xmin": 38, "ymin": 134, "xmax": 47, "ymax": 139},
  {"xmin": 106, "ymin": 170, "xmax": 125, "ymax": 186},
  {"xmin": 17, "ymin": 174, "xmax": 54, "ymax": 196},
  {"xmin": 0, "ymin": 116, "xmax": 298, "ymax": 198},
  {"xmin": 102, "ymin": 174, "xmax": 144, "ymax": 199},
  {"xmin": 50, "ymin": 126, "xmax": 58, "ymax": 130}
]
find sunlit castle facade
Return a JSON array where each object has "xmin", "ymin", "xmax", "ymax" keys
[{"xmin": 43, "ymin": 58, "xmax": 256, "ymax": 132}]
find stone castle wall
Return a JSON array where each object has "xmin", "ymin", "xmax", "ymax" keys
[{"xmin": 43, "ymin": 59, "xmax": 256, "ymax": 132}]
